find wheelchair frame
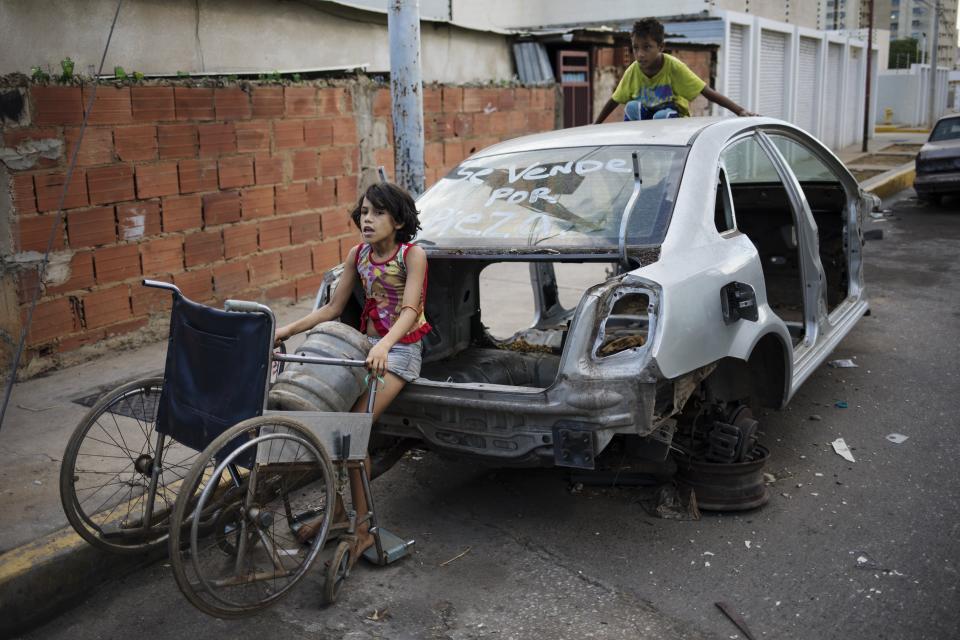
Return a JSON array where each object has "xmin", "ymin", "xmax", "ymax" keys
[{"xmin": 59, "ymin": 279, "xmax": 411, "ymax": 618}]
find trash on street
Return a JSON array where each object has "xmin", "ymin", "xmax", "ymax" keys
[
  {"xmin": 832, "ymin": 438, "xmax": 856, "ymax": 462},
  {"xmin": 828, "ymin": 359, "xmax": 859, "ymax": 368}
]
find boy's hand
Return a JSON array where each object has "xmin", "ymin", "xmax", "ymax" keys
[
  {"xmin": 366, "ymin": 342, "xmax": 390, "ymax": 377},
  {"xmin": 737, "ymin": 108, "xmax": 758, "ymax": 117}
]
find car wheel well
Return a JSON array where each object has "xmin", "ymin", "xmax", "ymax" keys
[{"xmin": 702, "ymin": 334, "xmax": 789, "ymax": 409}]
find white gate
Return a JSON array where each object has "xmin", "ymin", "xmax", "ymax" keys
[
  {"xmin": 797, "ymin": 37, "xmax": 819, "ymax": 135},
  {"xmin": 823, "ymin": 42, "xmax": 844, "ymax": 149},
  {"xmin": 726, "ymin": 24, "xmax": 746, "ymax": 106},
  {"xmin": 843, "ymin": 48, "xmax": 863, "ymax": 148},
  {"xmin": 758, "ymin": 30, "xmax": 788, "ymax": 119}
]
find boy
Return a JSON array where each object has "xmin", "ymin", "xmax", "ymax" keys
[{"xmin": 594, "ymin": 17, "xmax": 754, "ymax": 123}]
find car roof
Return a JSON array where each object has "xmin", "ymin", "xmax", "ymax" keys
[{"xmin": 471, "ymin": 117, "xmax": 729, "ymax": 158}]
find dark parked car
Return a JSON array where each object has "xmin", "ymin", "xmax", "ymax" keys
[{"xmin": 914, "ymin": 113, "xmax": 960, "ymax": 204}]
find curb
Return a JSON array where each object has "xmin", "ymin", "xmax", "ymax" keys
[
  {"xmin": 874, "ymin": 126, "xmax": 930, "ymax": 134},
  {"xmin": 859, "ymin": 162, "xmax": 916, "ymax": 199},
  {"xmin": 0, "ymin": 526, "xmax": 163, "ymax": 637}
]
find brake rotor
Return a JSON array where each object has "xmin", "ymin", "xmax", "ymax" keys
[{"xmin": 704, "ymin": 406, "xmax": 759, "ymax": 463}]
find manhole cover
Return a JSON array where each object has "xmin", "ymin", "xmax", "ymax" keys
[{"xmin": 72, "ymin": 372, "xmax": 163, "ymax": 420}]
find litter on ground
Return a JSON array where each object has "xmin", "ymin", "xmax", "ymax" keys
[
  {"xmin": 886, "ymin": 433, "xmax": 909, "ymax": 444},
  {"xmin": 828, "ymin": 359, "xmax": 859, "ymax": 368},
  {"xmin": 832, "ymin": 438, "xmax": 856, "ymax": 463}
]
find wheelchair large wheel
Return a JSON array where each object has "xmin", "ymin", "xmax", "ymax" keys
[
  {"xmin": 169, "ymin": 415, "xmax": 336, "ymax": 618},
  {"xmin": 60, "ymin": 377, "xmax": 212, "ymax": 554}
]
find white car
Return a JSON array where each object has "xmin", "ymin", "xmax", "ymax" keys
[{"xmin": 317, "ymin": 117, "xmax": 871, "ymax": 473}]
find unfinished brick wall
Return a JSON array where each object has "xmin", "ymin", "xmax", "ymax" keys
[{"xmin": 0, "ymin": 80, "xmax": 556, "ymax": 373}]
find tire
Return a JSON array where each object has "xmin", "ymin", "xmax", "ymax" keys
[
  {"xmin": 60, "ymin": 377, "xmax": 210, "ymax": 554},
  {"xmin": 368, "ymin": 435, "xmax": 416, "ymax": 480},
  {"xmin": 323, "ymin": 540, "xmax": 352, "ymax": 605},
  {"xmin": 168, "ymin": 415, "xmax": 336, "ymax": 618}
]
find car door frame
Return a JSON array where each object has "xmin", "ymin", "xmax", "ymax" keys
[
  {"xmin": 755, "ymin": 126, "xmax": 869, "ymax": 393},
  {"xmin": 756, "ymin": 125, "xmax": 867, "ymax": 321},
  {"xmin": 718, "ymin": 130, "xmax": 824, "ymax": 355}
]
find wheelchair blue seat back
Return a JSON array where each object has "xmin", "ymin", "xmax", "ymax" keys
[{"xmin": 156, "ymin": 292, "xmax": 273, "ymax": 454}]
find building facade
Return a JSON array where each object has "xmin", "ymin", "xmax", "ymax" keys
[{"xmin": 887, "ymin": 0, "xmax": 958, "ymax": 69}]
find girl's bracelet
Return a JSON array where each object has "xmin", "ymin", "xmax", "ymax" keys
[{"xmin": 399, "ymin": 304, "xmax": 421, "ymax": 315}]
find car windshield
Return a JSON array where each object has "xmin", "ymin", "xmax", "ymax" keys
[
  {"xmin": 415, "ymin": 145, "xmax": 687, "ymax": 250},
  {"xmin": 929, "ymin": 118, "xmax": 960, "ymax": 142}
]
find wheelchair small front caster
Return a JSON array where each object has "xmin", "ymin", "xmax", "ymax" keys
[{"xmin": 323, "ymin": 540, "xmax": 352, "ymax": 604}]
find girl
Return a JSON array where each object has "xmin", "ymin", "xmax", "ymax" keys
[{"xmin": 275, "ymin": 181, "xmax": 429, "ymax": 422}]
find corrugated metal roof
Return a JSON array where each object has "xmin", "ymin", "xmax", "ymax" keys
[
  {"xmin": 509, "ymin": 16, "xmax": 724, "ymax": 47},
  {"xmin": 662, "ymin": 19, "xmax": 724, "ymax": 46},
  {"xmin": 513, "ymin": 42, "xmax": 555, "ymax": 85}
]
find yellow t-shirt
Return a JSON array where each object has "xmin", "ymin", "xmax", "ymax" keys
[{"xmin": 611, "ymin": 54, "xmax": 706, "ymax": 117}]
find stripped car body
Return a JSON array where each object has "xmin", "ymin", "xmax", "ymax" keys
[{"xmin": 317, "ymin": 117, "xmax": 871, "ymax": 469}]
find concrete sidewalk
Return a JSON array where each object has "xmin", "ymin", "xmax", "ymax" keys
[
  {"xmin": 0, "ymin": 131, "xmax": 925, "ymax": 637},
  {"xmin": 836, "ymin": 131, "xmax": 927, "ymax": 199}
]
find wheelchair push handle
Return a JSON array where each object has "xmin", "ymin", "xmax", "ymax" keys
[{"xmin": 142, "ymin": 279, "xmax": 183, "ymax": 296}]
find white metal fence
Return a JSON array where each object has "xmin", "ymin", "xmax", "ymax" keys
[
  {"xmin": 711, "ymin": 11, "xmax": 878, "ymax": 151},
  {"xmin": 876, "ymin": 65, "xmax": 950, "ymax": 127}
]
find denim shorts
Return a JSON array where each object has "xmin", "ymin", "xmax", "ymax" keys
[
  {"xmin": 624, "ymin": 100, "xmax": 680, "ymax": 121},
  {"xmin": 367, "ymin": 337, "xmax": 422, "ymax": 382}
]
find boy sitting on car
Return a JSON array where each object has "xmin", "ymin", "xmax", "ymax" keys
[{"xmin": 594, "ymin": 17, "xmax": 755, "ymax": 123}]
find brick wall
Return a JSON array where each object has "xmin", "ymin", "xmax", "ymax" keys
[{"xmin": 0, "ymin": 79, "xmax": 556, "ymax": 373}]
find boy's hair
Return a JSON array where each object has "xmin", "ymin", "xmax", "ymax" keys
[
  {"xmin": 632, "ymin": 17, "xmax": 665, "ymax": 46},
  {"xmin": 351, "ymin": 181, "xmax": 421, "ymax": 243}
]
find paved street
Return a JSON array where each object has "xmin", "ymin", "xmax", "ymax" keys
[{"xmin": 18, "ymin": 189, "xmax": 960, "ymax": 640}]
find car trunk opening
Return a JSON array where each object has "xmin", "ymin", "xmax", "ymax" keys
[{"xmin": 415, "ymin": 258, "xmax": 617, "ymax": 389}]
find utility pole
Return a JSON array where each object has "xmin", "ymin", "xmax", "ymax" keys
[
  {"xmin": 928, "ymin": 0, "xmax": 940, "ymax": 129},
  {"xmin": 862, "ymin": 0, "xmax": 874, "ymax": 152},
  {"xmin": 387, "ymin": 0, "xmax": 426, "ymax": 196}
]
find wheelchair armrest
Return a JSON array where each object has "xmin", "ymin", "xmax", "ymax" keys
[{"xmin": 225, "ymin": 299, "xmax": 273, "ymax": 314}]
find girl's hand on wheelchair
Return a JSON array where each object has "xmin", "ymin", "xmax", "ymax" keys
[
  {"xmin": 366, "ymin": 343, "xmax": 390, "ymax": 377},
  {"xmin": 274, "ymin": 328, "xmax": 288, "ymax": 346}
]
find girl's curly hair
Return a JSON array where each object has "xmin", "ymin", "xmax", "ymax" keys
[{"xmin": 350, "ymin": 182, "xmax": 421, "ymax": 243}]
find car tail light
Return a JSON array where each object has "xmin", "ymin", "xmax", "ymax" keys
[{"xmin": 595, "ymin": 290, "xmax": 652, "ymax": 358}]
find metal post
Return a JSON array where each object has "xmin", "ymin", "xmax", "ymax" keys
[
  {"xmin": 387, "ymin": 0, "xmax": 426, "ymax": 197},
  {"xmin": 862, "ymin": 0, "xmax": 873, "ymax": 152},
  {"xmin": 928, "ymin": 1, "xmax": 940, "ymax": 129}
]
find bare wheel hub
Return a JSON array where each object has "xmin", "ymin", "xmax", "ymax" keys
[{"xmin": 134, "ymin": 454, "xmax": 154, "ymax": 475}]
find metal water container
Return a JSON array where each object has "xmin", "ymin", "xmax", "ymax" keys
[{"xmin": 268, "ymin": 322, "xmax": 370, "ymax": 412}]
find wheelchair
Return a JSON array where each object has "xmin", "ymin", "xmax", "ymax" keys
[{"xmin": 59, "ymin": 280, "xmax": 411, "ymax": 617}]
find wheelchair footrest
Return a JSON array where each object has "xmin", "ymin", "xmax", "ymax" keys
[{"xmin": 363, "ymin": 527, "xmax": 414, "ymax": 565}]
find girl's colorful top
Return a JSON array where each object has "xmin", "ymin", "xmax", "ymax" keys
[{"xmin": 354, "ymin": 242, "xmax": 432, "ymax": 343}]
